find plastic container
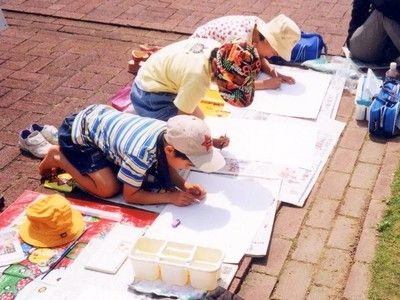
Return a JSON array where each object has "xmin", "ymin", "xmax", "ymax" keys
[
  {"xmin": 159, "ymin": 241, "xmax": 194, "ymax": 286},
  {"xmin": 385, "ymin": 62, "xmax": 400, "ymax": 81},
  {"xmin": 354, "ymin": 69, "xmax": 382, "ymax": 121},
  {"xmin": 188, "ymin": 246, "xmax": 224, "ymax": 291},
  {"xmin": 331, "ymin": 55, "xmax": 359, "ymax": 95},
  {"xmin": 354, "ymin": 75, "xmax": 367, "ymax": 120},
  {"xmin": 129, "ymin": 237, "xmax": 165, "ymax": 280},
  {"xmin": 129, "ymin": 237, "xmax": 224, "ymax": 290},
  {"xmin": 159, "ymin": 258, "xmax": 189, "ymax": 286}
]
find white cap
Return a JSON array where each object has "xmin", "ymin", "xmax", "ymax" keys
[
  {"xmin": 257, "ymin": 14, "xmax": 301, "ymax": 61},
  {"xmin": 165, "ymin": 115, "xmax": 226, "ymax": 173}
]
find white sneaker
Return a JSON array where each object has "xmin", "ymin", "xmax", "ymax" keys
[
  {"xmin": 30, "ymin": 124, "xmax": 58, "ymax": 145},
  {"xmin": 19, "ymin": 129, "xmax": 52, "ymax": 158}
]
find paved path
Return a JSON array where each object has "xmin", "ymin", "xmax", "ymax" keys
[
  {"xmin": 0, "ymin": 1, "xmax": 398, "ymax": 299},
  {"xmin": 2, "ymin": 0, "xmax": 350, "ymax": 55}
]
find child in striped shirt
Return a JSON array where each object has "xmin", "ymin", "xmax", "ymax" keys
[{"xmin": 39, "ymin": 104, "xmax": 225, "ymax": 206}]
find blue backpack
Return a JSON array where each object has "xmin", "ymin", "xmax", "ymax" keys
[
  {"xmin": 368, "ymin": 80, "xmax": 400, "ymax": 138},
  {"xmin": 269, "ymin": 31, "xmax": 327, "ymax": 64},
  {"xmin": 290, "ymin": 32, "xmax": 327, "ymax": 63}
]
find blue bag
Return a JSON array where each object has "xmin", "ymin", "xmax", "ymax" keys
[
  {"xmin": 368, "ymin": 80, "xmax": 400, "ymax": 138},
  {"xmin": 290, "ymin": 32, "xmax": 327, "ymax": 63}
]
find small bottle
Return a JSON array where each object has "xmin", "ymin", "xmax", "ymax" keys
[{"xmin": 385, "ymin": 62, "xmax": 400, "ymax": 81}]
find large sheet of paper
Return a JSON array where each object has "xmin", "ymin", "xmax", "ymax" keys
[
  {"xmin": 206, "ymin": 115, "xmax": 318, "ymax": 169},
  {"xmin": 208, "ymin": 118, "xmax": 344, "ymax": 207},
  {"xmin": 145, "ymin": 172, "xmax": 276, "ymax": 264},
  {"xmin": 236, "ymin": 66, "xmax": 332, "ymax": 119},
  {"xmin": 245, "ymin": 184, "xmax": 279, "ymax": 256}
]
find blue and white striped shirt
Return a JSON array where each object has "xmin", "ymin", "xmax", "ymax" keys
[{"xmin": 71, "ymin": 104, "xmax": 166, "ymax": 188}]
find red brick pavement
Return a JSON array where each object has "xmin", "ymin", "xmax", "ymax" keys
[
  {"xmin": 0, "ymin": 2, "xmax": 399, "ymax": 299},
  {"xmin": 2, "ymin": 0, "xmax": 351, "ymax": 55}
]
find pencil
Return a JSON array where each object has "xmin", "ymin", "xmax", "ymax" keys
[
  {"xmin": 174, "ymin": 186, "xmax": 200, "ymax": 203},
  {"xmin": 41, "ymin": 228, "xmax": 87, "ymax": 279}
]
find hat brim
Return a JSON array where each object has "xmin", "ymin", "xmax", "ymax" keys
[
  {"xmin": 188, "ymin": 148, "xmax": 225, "ymax": 173},
  {"xmin": 264, "ymin": 32, "xmax": 292, "ymax": 61},
  {"xmin": 19, "ymin": 209, "xmax": 85, "ymax": 248},
  {"xmin": 256, "ymin": 17, "xmax": 299, "ymax": 61}
]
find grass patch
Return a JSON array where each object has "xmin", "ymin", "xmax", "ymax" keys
[{"xmin": 369, "ymin": 165, "xmax": 400, "ymax": 300}]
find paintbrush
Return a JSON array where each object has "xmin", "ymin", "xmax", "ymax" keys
[{"xmin": 41, "ymin": 228, "xmax": 87, "ymax": 279}]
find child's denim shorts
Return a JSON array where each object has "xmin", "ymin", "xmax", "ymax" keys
[
  {"xmin": 58, "ymin": 114, "xmax": 116, "ymax": 175},
  {"xmin": 130, "ymin": 82, "xmax": 178, "ymax": 121}
]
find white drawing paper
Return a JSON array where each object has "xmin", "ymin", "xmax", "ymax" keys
[
  {"xmin": 232, "ymin": 66, "xmax": 332, "ymax": 119},
  {"xmin": 206, "ymin": 115, "xmax": 318, "ymax": 169},
  {"xmin": 145, "ymin": 172, "xmax": 276, "ymax": 264}
]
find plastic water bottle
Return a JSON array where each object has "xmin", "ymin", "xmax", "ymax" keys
[{"xmin": 385, "ymin": 62, "xmax": 400, "ymax": 81}]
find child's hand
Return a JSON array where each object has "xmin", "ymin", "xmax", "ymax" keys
[
  {"xmin": 168, "ymin": 190, "xmax": 200, "ymax": 206},
  {"xmin": 212, "ymin": 135, "xmax": 230, "ymax": 149},
  {"xmin": 184, "ymin": 182, "xmax": 206, "ymax": 200},
  {"xmin": 279, "ymin": 74, "xmax": 296, "ymax": 85},
  {"xmin": 166, "ymin": 183, "xmax": 205, "ymax": 206},
  {"xmin": 262, "ymin": 77, "xmax": 283, "ymax": 89}
]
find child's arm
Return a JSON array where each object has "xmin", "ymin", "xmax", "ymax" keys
[
  {"xmin": 261, "ymin": 58, "xmax": 278, "ymax": 77},
  {"xmin": 177, "ymin": 106, "xmax": 205, "ymax": 120},
  {"xmin": 255, "ymin": 78, "xmax": 283, "ymax": 90},
  {"xmin": 257, "ymin": 58, "xmax": 296, "ymax": 90},
  {"xmin": 122, "ymin": 184, "xmax": 200, "ymax": 207}
]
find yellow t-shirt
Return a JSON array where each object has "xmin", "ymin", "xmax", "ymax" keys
[{"xmin": 135, "ymin": 38, "xmax": 221, "ymax": 114}]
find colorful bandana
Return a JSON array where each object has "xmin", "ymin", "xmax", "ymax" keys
[{"xmin": 215, "ymin": 41, "xmax": 261, "ymax": 107}]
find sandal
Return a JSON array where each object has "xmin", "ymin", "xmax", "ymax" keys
[
  {"xmin": 131, "ymin": 50, "xmax": 149, "ymax": 64},
  {"xmin": 139, "ymin": 44, "xmax": 162, "ymax": 53},
  {"xmin": 43, "ymin": 172, "xmax": 76, "ymax": 193}
]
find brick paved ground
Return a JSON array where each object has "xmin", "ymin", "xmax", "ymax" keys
[{"xmin": 0, "ymin": 1, "xmax": 399, "ymax": 299}]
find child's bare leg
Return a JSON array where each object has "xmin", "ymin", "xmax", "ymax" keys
[
  {"xmin": 39, "ymin": 146, "xmax": 120, "ymax": 198},
  {"xmin": 39, "ymin": 145, "xmax": 63, "ymax": 176}
]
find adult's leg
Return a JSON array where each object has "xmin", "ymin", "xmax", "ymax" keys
[
  {"xmin": 383, "ymin": 16, "xmax": 400, "ymax": 58},
  {"xmin": 349, "ymin": 10, "xmax": 388, "ymax": 63}
]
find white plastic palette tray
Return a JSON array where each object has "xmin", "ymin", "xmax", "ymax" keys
[{"xmin": 130, "ymin": 237, "xmax": 224, "ymax": 291}]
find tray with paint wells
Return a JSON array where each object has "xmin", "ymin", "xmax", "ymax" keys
[{"xmin": 129, "ymin": 237, "xmax": 224, "ymax": 291}]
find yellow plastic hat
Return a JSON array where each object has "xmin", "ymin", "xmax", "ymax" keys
[{"xmin": 19, "ymin": 194, "xmax": 84, "ymax": 248}]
